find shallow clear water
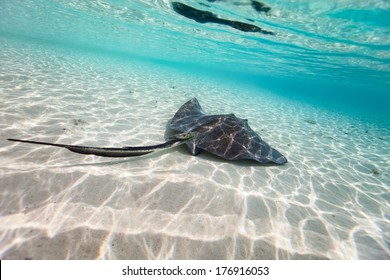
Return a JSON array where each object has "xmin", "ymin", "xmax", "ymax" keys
[
  {"xmin": 1, "ymin": 0, "xmax": 389, "ymax": 120},
  {"xmin": 0, "ymin": 0, "xmax": 389, "ymax": 259}
]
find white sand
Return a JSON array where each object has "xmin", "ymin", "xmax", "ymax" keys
[{"xmin": 0, "ymin": 36, "xmax": 389, "ymax": 259}]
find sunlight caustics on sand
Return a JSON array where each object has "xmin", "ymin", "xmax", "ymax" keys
[{"xmin": 1, "ymin": 37, "xmax": 389, "ymax": 259}]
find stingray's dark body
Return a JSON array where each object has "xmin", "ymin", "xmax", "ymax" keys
[{"xmin": 170, "ymin": 98, "xmax": 287, "ymax": 164}]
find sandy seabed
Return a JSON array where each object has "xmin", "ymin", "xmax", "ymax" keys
[{"xmin": 0, "ymin": 37, "xmax": 389, "ymax": 259}]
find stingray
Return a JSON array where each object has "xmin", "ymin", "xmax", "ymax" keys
[{"xmin": 8, "ymin": 98, "xmax": 287, "ymax": 164}]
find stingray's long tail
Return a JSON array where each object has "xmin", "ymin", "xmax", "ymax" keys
[{"xmin": 8, "ymin": 133, "xmax": 193, "ymax": 158}]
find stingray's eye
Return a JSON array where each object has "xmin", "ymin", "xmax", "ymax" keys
[
  {"xmin": 185, "ymin": 132, "xmax": 195, "ymax": 139},
  {"xmin": 173, "ymin": 132, "xmax": 194, "ymax": 140},
  {"xmin": 185, "ymin": 132, "xmax": 197, "ymax": 140}
]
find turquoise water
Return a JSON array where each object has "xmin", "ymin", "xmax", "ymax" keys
[
  {"xmin": 1, "ymin": 0, "xmax": 389, "ymax": 120},
  {"xmin": 0, "ymin": 1, "xmax": 389, "ymax": 260}
]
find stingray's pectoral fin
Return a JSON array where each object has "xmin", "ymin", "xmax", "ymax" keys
[{"xmin": 270, "ymin": 148, "xmax": 287, "ymax": 165}]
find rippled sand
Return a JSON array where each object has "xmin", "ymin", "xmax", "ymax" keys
[{"xmin": 0, "ymin": 36, "xmax": 389, "ymax": 259}]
